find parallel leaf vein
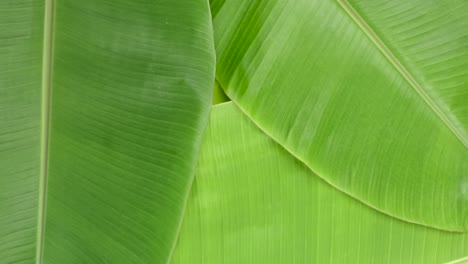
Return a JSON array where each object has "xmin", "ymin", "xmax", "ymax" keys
[{"xmin": 338, "ymin": 0, "xmax": 468, "ymax": 148}]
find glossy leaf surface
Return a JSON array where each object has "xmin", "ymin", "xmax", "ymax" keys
[
  {"xmin": 172, "ymin": 102, "xmax": 468, "ymax": 264},
  {"xmin": 212, "ymin": 0, "xmax": 468, "ymax": 231}
]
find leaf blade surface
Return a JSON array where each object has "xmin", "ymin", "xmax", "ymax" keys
[
  {"xmin": 0, "ymin": 0, "xmax": 216, "ymax": 263},
  {"xmin": 172, "ymin": 102, "xmax": 468, "ymax": 264},
  {"xmin": 212, "ymin": 0, "xmax": 468, "ymax": 231}
]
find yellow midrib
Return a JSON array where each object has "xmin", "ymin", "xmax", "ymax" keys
[
  {"xmin": 37, "ymin": 0, "xmax": 55, "ymax": 263},
  {"xmin": 338, "ymin": 0, "xmax": 468, "ymax": 148}
]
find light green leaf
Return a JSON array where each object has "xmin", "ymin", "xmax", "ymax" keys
[
  {"xmin": 212, "ymin": 0, "xmax": 468, "ymax": 231},
  {"xmin": 172, "ymin": 102, "xmax": 468, "ymax": 264},
  {"xmin": 0, "ymin": 0, "xmax": 215, "ymax": 263},
  {"xmin": 344, "ymin": 0, "xmax": 468, "ymax": 147}
]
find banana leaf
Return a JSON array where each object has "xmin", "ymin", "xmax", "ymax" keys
[
  {"xmin": 212, "ymin": 0, "xmax": 468, "ymax": 231},
  {"xmin": 345, "ymin": 0, "xmax": 468, "ymax": 147},
  {"xmin": 2, "ymin": 0, "xmax": 468, "ymax": 262},
  {"xmin": 172, "ymin": 102, "xmax": 468, "ymax": 264},
  {"xmin": 0, "ymin": 0, "xmax": 215, "ymax": 263}
]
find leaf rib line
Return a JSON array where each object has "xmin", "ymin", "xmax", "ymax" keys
[
  {"xmin": 36, "ymin": 0, "xmax": 55, "ymax": 263},
  {"xmin": 219, "ymin": 100, "xmax": 463, "ymax": 232},
  {"xmin": 338, "ymin": 0, "xmax": 468, "ymax": 148}
]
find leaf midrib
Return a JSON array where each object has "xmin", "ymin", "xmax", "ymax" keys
[
  {"xmin": 37, "ymin": 0, "xmax": 55, "ymax": 263},
  {"xmin": 338, "ymin": 0, "xmax": 468, "ymax": 148}
]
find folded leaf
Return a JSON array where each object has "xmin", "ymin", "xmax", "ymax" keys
[
  {"xmin": 212, "ymin": 0, "xmax": 468, "ymax": 231},
  {"xmin": 0, "ymin": 0, "xmax": 215, "ymax": 262},
  {"xmin": 172, "ymin": 102, "xmax": 468, "ymax": 264}
]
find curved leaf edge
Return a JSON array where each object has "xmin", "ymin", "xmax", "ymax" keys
[{"xmin": 222, "ymin": 100, "xmax": 466, "ymax": 233}]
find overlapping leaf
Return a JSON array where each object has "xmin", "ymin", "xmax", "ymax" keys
[
  {"xmin": 212, "ymin": 0, "xmax": 468, "ymax": 231},
  {"xmin": 2, "ymin": 0, "xmax": 467, "ymax": 263},
  {"xmin": 172, "ymin": 102, "xmax": 468, "ymax": 264},
  {"xmin": 0, "ymin": 0, "xmax": 215, "ymax": 263}
]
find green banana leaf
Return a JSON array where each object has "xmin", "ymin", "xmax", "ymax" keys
[
  {"xmin": 172, "ymin": 102, "xmax": 468, "ymax": 264},
  {"xmin": 212, "ymin": 0, "xmax": 468, "ymax": 231},
  {"xmin": 0, "ymin": 0, "xmax": 215, "ymax": 263},
  {"xmin": 345, "ymin": 0, "xmax": 468, "ymax": 147},
  {"xmin": 2, "ymin": 0, "xmax": 468, "ymax": 262}
]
